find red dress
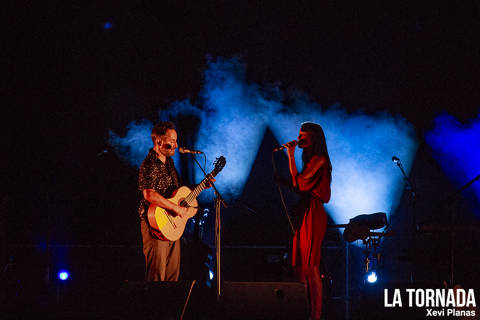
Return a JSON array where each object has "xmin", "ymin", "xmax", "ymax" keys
[{"xmin": 292, "ymin": 156, "xmax": 331, "ymax": 267}]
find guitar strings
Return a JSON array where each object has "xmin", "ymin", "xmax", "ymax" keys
[
  {"xmin": 165, "ymin": 211, "xmax": 177, "ymax": 228},
  {"xmin": 183, "ymin": 178, "xmax": 208, "ymax": 205},
  {"xmin": 183, "ymin": 169, "xmax": 220, "ymax": 206},
  {"xmin": 182, "ymin": 158, "xmax": 224, "ymax": 206}
]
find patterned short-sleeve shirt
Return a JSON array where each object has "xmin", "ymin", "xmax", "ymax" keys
[{"xmin": 137, "ymin": 149, "xmax": 180, "ymax": 218}]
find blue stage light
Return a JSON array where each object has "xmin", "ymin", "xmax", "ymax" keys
[
  {"xmin": 209, "ymin": 270, "xmax": 214, "ymax": 280},
  {"xmin": 367, "ymin": 271, "xmax": 377, "ymax": 283},
  {"xmin": 425, "ymin": 113, "xmax": 480, "ymax": 213},
  {"xmin": 103, "ymin": 22, "xmax": 113, "ymax": 30},
  {"xmin": 58, "ymin": 270, "xmax": 69, "ymax": 281}
]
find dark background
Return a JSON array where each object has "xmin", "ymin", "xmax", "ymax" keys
[{"xmin": 3, "ymin": 1, "xmax": 480, "ymax": 318}]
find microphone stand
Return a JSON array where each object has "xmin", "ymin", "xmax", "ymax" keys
[
  {"xmin": 393, "ymin": 158, "xmax": 417, "ymax": 283},
  {"xmin": 189, "ymin": 154, "xmax": 228, "ymax": 300}
]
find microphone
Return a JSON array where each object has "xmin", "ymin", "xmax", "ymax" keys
[
  {"xmin": 179, "ymin": 147, "xmax": 203, "ymax": 154},
  {"xmin": 273, "ymin": 140, "xmax": 298, "ymax": 152},
  {"xmin": 392, "ymin": 156, "xmax": 400, "ymax": 163}
]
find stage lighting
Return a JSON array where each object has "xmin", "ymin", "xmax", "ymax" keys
[
  {"xmin": 103, "ymin": 22, "xmax": 113, "ymax": 30},
  {"xmin": 209, "ymin": 270, "xmax": 214, "ymax": 280},
  {"xmin": 58, "ymin": 270, "xmax": 69, "ymax": 281},
  {"xmin": 367, "ymin": 271, "xmax": 377, "ymax": 283},
  {"xmin": 363, "ymin": 240, "xmax": 383, "ymax": 285},
  {"xmin": 426, "ymin": 113, "xmax": 480, "ymax": 207}
]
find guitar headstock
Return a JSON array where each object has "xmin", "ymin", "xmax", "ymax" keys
[{"xmin": 212, "ymin": 156, "xmax": 226, "ymax": 177}]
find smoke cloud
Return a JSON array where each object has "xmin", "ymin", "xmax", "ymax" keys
[
  {"xmin": 108, "ymin": 121, "xmax": 154, "ymax": 168},
  {"xmin": 109, "ymin": 57, "xmax": 419, "ymax": 223}
]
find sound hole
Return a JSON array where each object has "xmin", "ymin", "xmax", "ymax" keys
[{"xmin": 179, "ymin": 199, "xmax": 188, "ymax": 207}]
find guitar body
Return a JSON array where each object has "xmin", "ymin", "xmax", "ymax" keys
[
  {"xmin": 145, "ymin": 155, "xmax": 226, "ymax": 241},
  {"xmin": 146, "ymin": 186, "xmax": 198, "ymax": 241}
]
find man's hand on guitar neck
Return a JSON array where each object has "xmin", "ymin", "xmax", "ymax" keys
[{"xmin": 204, "ymin": 176, "xmax": 216, "ymax": 189}]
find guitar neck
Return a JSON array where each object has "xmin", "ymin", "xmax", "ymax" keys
[
  {"xmin": 185, "ymin": 174, "xmax": 215, "ymax": 205},
  {"xmin": 183, "ymin": 156, "xmax": 225, "ymax": 206},
  {"xmin": 191, "ymin": 177, "xmax": 209, "ymax": 198}
]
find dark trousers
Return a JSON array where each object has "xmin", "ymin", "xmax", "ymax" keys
[{"xmin": 141, "ymin": 219, "xmax": 181, "ymax": 281}]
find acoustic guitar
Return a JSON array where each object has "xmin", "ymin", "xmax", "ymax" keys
[{"xmin": 147, "ymin": 156, "xmax": 226, "ymax": 241}]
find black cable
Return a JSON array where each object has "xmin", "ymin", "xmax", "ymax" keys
[
  {"xmin": 271, "ymin": 151, "xmax": 297, "ymax": 237},
  {"xmin": 203, "ymin": 153, "xmax": 207, "ymax": 173}
]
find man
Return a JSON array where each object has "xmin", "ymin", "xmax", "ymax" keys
[{"xmin": 138, "ymin": 121, "xmax": 196, "ymax": 281}]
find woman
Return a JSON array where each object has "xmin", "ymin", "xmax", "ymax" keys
[{"xmin": 284, "ymin": 122, "xmax": 332, "ymax": 320}]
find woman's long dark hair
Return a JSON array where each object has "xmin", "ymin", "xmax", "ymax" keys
[{"xmin": 300, "ymin": 122, "xmax": 332, "ymax": 182}]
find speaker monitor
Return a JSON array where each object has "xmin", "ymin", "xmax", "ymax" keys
[{"xmin": 221, "ymin": 281, "xmax": 309, "ymax": 320}]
